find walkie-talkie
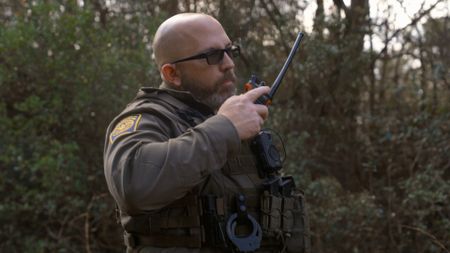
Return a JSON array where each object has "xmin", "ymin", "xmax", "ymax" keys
[
  {"xmin": 224, "ymin": 33, "xmax": 305, "ymax": 252},
  {"xmin": 244, "ymin": 32, "xmax": 304, "ymax": 105},
  {"xmin": 247, "ymin": 32, "xmax": 304, "ymax": 177}
]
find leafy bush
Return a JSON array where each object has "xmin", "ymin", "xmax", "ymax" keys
[{"xmin": 0, "ymin": 2, "xmax": 161, "ymax": 252}]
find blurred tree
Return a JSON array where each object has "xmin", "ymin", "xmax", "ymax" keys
[
  {"xmin": 0, "ymin": 0, "xmax": 448, "ymax": 252},
  {"xmin": 0, "ymin": 1, "xmax": 161, "ymax": 252}
]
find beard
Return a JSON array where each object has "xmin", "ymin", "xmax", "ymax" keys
[{"xmin": 180, "ymin": 70, "xmax": 237, "ymax": 111}]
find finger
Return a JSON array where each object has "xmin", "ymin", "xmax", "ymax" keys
[
  {"xmin": 259, "ymin": 117, "xmax": 264, "ymax": 126},
  {"xmin": 244, "ymin": 86, "xmax": 271, "ymax": 102},
  {"xmin": 258, "ymin": 117, "xmax": 264, "ymax": 132},
  {"xmin": 255, "ymin": 104, "xmax": 269, "ymax": 120}
]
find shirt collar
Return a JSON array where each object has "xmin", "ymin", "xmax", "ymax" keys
[{"xmin": 136, "ymin": 83, "xmax": 215, "ymax": 116}]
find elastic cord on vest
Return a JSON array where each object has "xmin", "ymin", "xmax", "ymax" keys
[{"xmin": 225, "ymin": 193, "xmax": 262, "ymax": 252}]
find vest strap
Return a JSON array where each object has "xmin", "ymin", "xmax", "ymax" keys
[
  {"xmin": 155, "ymin": 214, "xmax": 201, "ymax": 229},
  {"xmin": 124, "ymin": 231, "xmax": 202, "ymax": 248}
]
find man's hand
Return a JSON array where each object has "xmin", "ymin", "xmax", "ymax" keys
[{"xmin": 218, "ymin": 86, "xmax": 270, "ymax": 140}]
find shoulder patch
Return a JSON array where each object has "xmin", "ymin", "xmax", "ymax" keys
[{"xmin": 109, "ymin": 114, "xmax": 142, "ymax": 143}]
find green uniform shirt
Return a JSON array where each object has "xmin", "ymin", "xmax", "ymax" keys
[{"xmin": 104, "ymin": 84, "xmax": 241, "ymax": 215}]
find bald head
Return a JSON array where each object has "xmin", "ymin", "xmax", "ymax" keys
[{"xmin": 152, "ymin": 13, "xmax": 228, "ymax": 68}]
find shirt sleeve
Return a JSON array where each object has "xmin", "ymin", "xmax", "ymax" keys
[{"xmin": 104, "ymin": 111, "xmax": 240, "ymax": 214}]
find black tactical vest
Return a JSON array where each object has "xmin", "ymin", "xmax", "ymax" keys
[{"xmin": 120, "ymin": 88, "xmax": 310, "ymax": 253}]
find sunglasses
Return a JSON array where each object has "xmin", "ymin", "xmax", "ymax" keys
[{"xmin": 170, "ymin": 45, "xmax": 240, "ymax": 65}]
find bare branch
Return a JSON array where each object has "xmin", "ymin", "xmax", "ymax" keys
[
  {"xmin": 401, "ymin": 225, "xmax": 450, "ymax": 252},
  {"xmin": 373, "ymin": 0, "xmax": 443, "ymax": 61},
  {"xmin": 333, "ymin": 0, "xmax": 349, "ymax": 16},
  {"xmin": 259, "ymin": 0, "xmax": 291, "ymax": 55}
]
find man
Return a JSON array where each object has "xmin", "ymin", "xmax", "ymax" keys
[{"xmin": 104, "ymin": 13, "xmax": 309, "ymax": 253}]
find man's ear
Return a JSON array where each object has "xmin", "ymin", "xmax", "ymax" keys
[{"xmin": 160, "ymin": 64, "xmax": 181, "ymax": 87}]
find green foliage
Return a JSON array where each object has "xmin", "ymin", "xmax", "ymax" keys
[
  {"xmin": 0, "ymin": 2, "xmax": 161, "ymax": 252},
  {"xmin": 267, "ymin": 5, "xmax": 449, "ymax": 252},
  {"xmin": 295, "ymin": 112, "xmax": 450, "ymax": 253},
  {"xmin": 306, "ymin": 178, "xmax": 383, "ymax": 252},
  {"xmin": 1, "ymin": 1, "xmax": 448, "ymax": 252}
]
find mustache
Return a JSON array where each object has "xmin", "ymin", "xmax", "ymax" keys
[{"xmin": 218, "ymin": 70, "xmax": 236, "ymax": 84}]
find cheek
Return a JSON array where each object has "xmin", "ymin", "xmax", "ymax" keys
[
  {"xmin": 197, "ymin": 70, "xmax": 222, "ymax": 87},
  {"xmin": 183, "ymin": 64, "xmax": 223, "ymax": 89}
]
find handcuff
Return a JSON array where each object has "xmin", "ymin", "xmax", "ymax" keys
[{"xmin": 225, "ymin": 194, "xmax": 262, "ymax": 252}]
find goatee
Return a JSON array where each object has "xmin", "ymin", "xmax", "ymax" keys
[{"xmin": 181, "ymin": 71, "xmax": 236, "ymax": 111}]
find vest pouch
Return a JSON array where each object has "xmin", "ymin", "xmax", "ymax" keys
[
  {"xmin": 260, "ymin": 191, "xmax": 283, "ymax": 236},
  {"xmin": 201, "ymin": 195, "xmax": 229, "ymax": 248},
  {"xmin": 283, "ymin": 191, "xmax": 311, "ymax": 253}
]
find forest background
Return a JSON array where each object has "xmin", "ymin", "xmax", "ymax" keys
[{"xmin": 0, "ymin": 0, "xmax": 448, "ymax": 252}]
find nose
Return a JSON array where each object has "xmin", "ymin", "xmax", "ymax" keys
[{"xmin": 219, "ymin": 51, "xmax": 235, "ymax": 71}]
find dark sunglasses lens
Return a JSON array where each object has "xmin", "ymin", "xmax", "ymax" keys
[
  {"xmin": 206, "ymin": 46, "xmax": 240, "ymax": 65},
  {"xmin": 206, "ymin": 50, "xmax": 225, "ymax": 65},
  {"xmin": 230, "ymin": 46, "xmax": 240, "ymax": 58},
  {"xmin": 224, "ymin": 47, "xmax": 240, "ymax": 59}
]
